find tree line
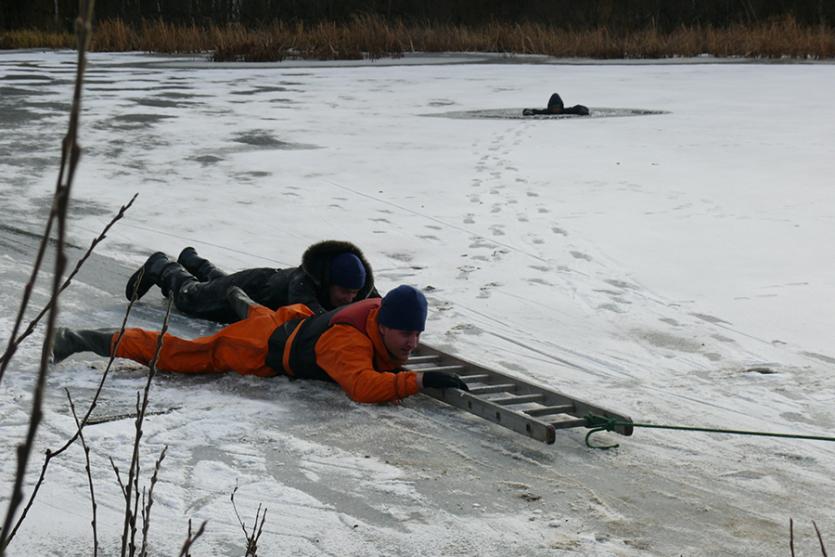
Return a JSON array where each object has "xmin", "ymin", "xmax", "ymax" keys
[{"xmin": 3, "ymin": 0, "xmax": 834, "ymax": 32}]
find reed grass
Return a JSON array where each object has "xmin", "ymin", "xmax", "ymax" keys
[{"xmin": 2, "ymin": 15, "xmax": 833, "ymax": 60}]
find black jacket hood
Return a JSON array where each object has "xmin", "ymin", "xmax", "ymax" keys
[{"xmin": 300, "ymin": 240, "xmax": 376, "ymax": 299}]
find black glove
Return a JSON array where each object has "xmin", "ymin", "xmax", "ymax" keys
[{"xmin": 422, "ymin": 371, "xmax": 469, "ymax": 391}]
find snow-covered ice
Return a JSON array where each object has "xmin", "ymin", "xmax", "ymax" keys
[{"xmin": 1, "ymin": 50, "xmax": 834, "ymax": 556}]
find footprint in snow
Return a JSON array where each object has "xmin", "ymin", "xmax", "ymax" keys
[{"xmin": 570, "ymin": 251, "xmax": 592, "ymax": 261}]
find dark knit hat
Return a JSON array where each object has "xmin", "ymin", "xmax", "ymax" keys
[
  {"xmin": 547, "ymin": 93, "xmax": 564, "ymax": 110},
  {"xmin": 378, "ymin": 285, "xmax": 428, "ymax": 332},
  {"xmin": 330, "ymin": 252, "xmax": 366, "ymax": 289}
]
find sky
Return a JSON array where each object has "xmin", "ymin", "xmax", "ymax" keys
[{"xmin": 1, "ymin": 50, "xmax": 834, "ymax": 556}]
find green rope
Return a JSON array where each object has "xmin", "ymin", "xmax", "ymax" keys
[{"xmin": 584, "ymin": 414, "xmax": 835, "ymax": 450}]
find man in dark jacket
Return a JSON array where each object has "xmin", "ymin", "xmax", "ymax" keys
[
  {"xmin": 125, "ymin": 240, "xmax": 378, "ymax": 323},
  {"xmin": 523, "ymin": 93, "xmax": 590, "ymax": 116},
  {"xmin": 53, "ymin": 285, "xmax": 469, "ymax": 404}
]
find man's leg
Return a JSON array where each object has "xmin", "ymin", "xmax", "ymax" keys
[
  {"xmin": 178, "ymin": 247, "xmax": 228, "ymax": 282},
  {"xmin": 54, "ymin": 305, "xmax": 314, "ymax": 376},
  {"xmin": 172, "ymin": 267, "xmax": 281, "ymax": 323},
  {"xmin": 114, "ymin": 329, "xmax": 251, "ymax": 374},
  {"xmin": 171, "ymin": 273, "xmax": 240, "ymax": 322},
  {"xmin": 52, "ymin": 328, "xmax": 116, "ymax": 363},
  {"xmin": 115, "ymin": 305, "xmax": 311, "ymax": 376},
  {"xmin": 125, "ymin": 252, "xmax": 173, "ymax": 301},
  {"xmin": 125, "ymin": 253, "xmax": 205, "ymax": 301}
]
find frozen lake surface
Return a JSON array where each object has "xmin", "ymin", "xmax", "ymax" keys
[{"xmin": 1, "ymin": 50, "xmax": 834, "ymax": 556}]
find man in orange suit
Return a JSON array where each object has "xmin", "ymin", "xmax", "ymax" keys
[{"xmin": 53, "ymin": 285, "xmax": 468, "ymax": 403}]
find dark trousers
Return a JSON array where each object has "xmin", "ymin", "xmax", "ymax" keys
[{"xmin": 171, "ymin": 267, "xmax": 280, "ymax": 324}]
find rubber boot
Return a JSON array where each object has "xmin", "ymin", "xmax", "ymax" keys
[
  {"xmin": 226, "ymin": 286, "xmax": 256, "ymax": 321},
  {"xmin": 52, "ymin": 327, "xmax": 115, "ymax": 363},
  {"xmin": 178, "ymin": 246, "xmax": 227, "ymax": 282},
  {"xmin": 125, "ymin": 252, "xmax": 171, "ymax": 301},
  {"xmin": 157, "ymin": 261, "xmax": 198, "ymax": 298}
]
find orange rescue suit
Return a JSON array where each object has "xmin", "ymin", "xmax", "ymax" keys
[{"xmin": 113, "ymin": 299, "xmax": 420, "ymax": 403}]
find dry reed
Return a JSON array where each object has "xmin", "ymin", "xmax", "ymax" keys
[{"xmin": 3, "ymin": 15, "xmax": 833, "ymax": 60}]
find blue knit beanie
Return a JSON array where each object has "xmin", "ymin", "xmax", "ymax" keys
[
  {"xmin": 378, "ymin": 285, "xmax": 428, "ymax": 332},
  {"xmin": 330, "ymin": 253, "xmax": 366, "ymax": 289}
]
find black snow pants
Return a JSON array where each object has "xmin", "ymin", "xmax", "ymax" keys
[{"xmin": 172, "ymin": 267, "xmax": 282, "ymax": 324}]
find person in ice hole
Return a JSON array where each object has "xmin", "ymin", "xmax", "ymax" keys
[{"xmin": 523, "ymin": 92, "xmax": 590, "ymax": 116}]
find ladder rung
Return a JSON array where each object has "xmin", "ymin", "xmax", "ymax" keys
[
  {"xmin": 460, "ymin": 374, "xmax": 489, "ymax": 382},
  {"xmin": 490, "ymin": 394, "xmax": 545, "ymax": 405},
  {"xmin": 550, "ymin": 417, "xmax": 588, "ymax": 429},
  {"xmin": 468, "ymin": 383, "xmax": 516, "ymax": 395},
  {"xmin": 523, "ymin": 405, "xmax": 575, "ymax": 417},
  {"xmin": 414, "ymin": 365, "xmax": 465, "ymax": 373},
  {"xmin": 407, "ymin": 355, "xmax": 440, "ymax": 362}
]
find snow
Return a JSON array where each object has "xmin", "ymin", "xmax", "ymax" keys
[{"xmin": 1, "ymin": 49, "xmax": 835, "ymax": 555}]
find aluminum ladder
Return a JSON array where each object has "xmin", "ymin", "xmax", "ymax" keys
[{"xmin": 409, "ymin": 343, "xmax": 633, "ymax": 444}]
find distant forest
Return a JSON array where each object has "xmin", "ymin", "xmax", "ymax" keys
[{"xmin": 4, "ymin": 0, "xmax": 834, "ymax": 31}]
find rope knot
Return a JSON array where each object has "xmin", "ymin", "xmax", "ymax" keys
[
  {"xmin": 584, "ymin": 414, "xmax": 618, "ymax": 431},
  {"xmin": 584, "ymin": 414, "xmax": 620, "ymax": 450}
]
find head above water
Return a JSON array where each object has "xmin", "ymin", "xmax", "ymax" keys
[
  {"xmin": 378, "ymin": 285, "xmax": 428, "ymax": 332},
  {"xmin": 329, "ymin": 252, "xmax": 366, "ymax": 289},
  {"xmin": 547, "ymin": 93, "xmax": 564, "ymax": 111}
]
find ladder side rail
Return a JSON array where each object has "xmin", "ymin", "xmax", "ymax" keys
[
  {"xmin": 423, "ymin": 388, "xmax": 557, "ymax": 444},
  {"xmin": 560, "ymin": 400, "xmax": 634, "ymax": 436},
  {"xmin": 418, "ymin": 343, "xmax": 634, "ymax": 436}
]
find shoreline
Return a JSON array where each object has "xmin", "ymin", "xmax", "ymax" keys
[{"xmin": 5, "ymin": 48, "xmax": 835, "ymax": 68}]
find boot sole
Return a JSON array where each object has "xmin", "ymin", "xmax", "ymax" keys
[{"xmin": 124, "ymin": 252, "xmax": 167, "ymax": 301}]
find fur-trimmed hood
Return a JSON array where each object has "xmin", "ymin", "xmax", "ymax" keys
[{"xmin": 300, "ymin": 240, "xmax": 376, "ymax": 299}]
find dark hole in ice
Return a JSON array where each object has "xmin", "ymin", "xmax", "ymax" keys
[{"xmin": 426, "ymin": 107, "xmax": 669, "ymax": 120}]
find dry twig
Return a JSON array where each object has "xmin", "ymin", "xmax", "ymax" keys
[
  {"xmin": 178, "ymin": 519, "xmax": 207, "ymax": 557},
  {"xmin": 231, "ymin": 485, "xmax": 268, "ymax": 556},
  {"xmin": 0, "ymin": 2, "xmax": 97, "ymax": 554},
  {"xmin": 813, "ymin": 520, "xmax": 829, "ymax": 557},
  {"xmin": 3, "ymin": 286, "xmax": 139, "ymax": 547},
  {"xmin": 67, "ymin": 389, "xmax": 99, "ymax": 556},
  {"xmin": 0, "ymin": 193, "xmax": 137, "ymax": 372},
  {"xmin": 139, "ymin": 445, "xmax": 167, "ymax": 557},
  {"xmin": 120, "ymin": 297, "xmax": 174, "ymax": 557},
  {"xmin": 110, "ymin": 457, "xmax": 128, "ymax": 498}
]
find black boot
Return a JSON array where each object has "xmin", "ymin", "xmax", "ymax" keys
[
  {"xmin": 226, "ymin": 286, "xmax": 256, "ymax": 320},
  {"xmin": 158, "ymin": 261, "xmax": 198, "ymax": 298},
  {"xmin": 178, "ymin": 247, "xmax": 227, "ymax": 282},
  {"xmin": 52, "ymin": 327, "xmax": 115, "ymax": 363},
  {"xmin": 125, "ymin": 252, "xmax": 171, "ymax": 301}
]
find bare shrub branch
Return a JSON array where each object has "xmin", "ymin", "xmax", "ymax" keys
[
  {"xmin": 0, "ymin": 2, "xmax": 98, "ymax": 553},
  {"xmin": 120, "ymin": 297, "xmax": 174, "ymax": 557},
  {"xmin": 0, "ymin": 193, "xmax": 137, "ymax": 375},
  {"xmin": 67, "ymin": 390, "xmax": 99, "ymax": 556},
  {"xmin": 813, "ymin": 520, "xmax": 829, "ymax": 557},
  {"xmin": 178, "ymin": 519, "xmax": 207, "ymax": 557},
  {"xmin": 110, "ymin": 457, "xmax": 127, "ymax": 498},
  {"xmin": 139, "ymin": 445, "xmax": 167, "ymax": 557},
  {"xmin": 231, "ymin": 485, "xmax": 268, "ymax": 556},
  {"xmin": 139, "ymin": 445, "xmax": 168, "ymax": 557},
  {"xmin": 3, "ymin": 282, "xmax": 139, "ymax": 547}
]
